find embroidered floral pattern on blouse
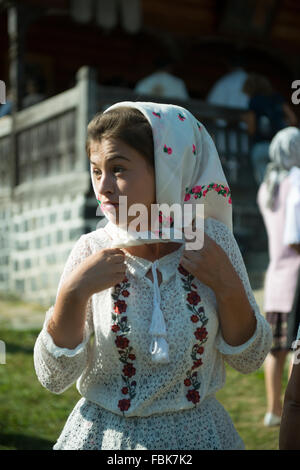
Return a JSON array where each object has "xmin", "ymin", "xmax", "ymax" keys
[
  {"xmin": 178, "ymin": 264, "xmax": 208, "ymax": 406},
  {"xmin": 152, "ymin": 111, "xmax": 161, "ymax": 118},
  {"xmin": 111, "ymin": 277, "xmax": 137, "ymax": 415},
  {"xmin": 184, "ymin": 183, "xmax": 232, "ymax": 204}
]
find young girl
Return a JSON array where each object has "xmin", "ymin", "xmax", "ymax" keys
[{"xmin": 34, "ymin": 101, "xmax": 272, "ymax": 450}]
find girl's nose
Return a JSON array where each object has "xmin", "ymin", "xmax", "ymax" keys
[{"xmin": 97, "ymin": 172, "xmax": 115, "ymax": 195}]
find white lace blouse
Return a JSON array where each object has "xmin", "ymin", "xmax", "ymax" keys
[{"xmin": 33, "ymin": 217, "xmax": 272, "ymax": 450}]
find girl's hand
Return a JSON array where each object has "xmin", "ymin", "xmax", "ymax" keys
[
  {"xmin": 180, "ymin": 232, "xmax": 257, "ymax": 346},
  {"xmin": 179, "ymin": 232, "xmax": 240, "ymax": 296},
  {"xmin": 65, "ymin": 248, "xmax": 127, "ymax": 299}
]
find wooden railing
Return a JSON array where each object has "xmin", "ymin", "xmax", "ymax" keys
[{"xmin": 0, "ymin": 66, "xmax": 253, "ymax": 198}]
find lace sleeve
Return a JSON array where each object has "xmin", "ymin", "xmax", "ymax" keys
[
  {"xmin": 205, "ymin": 218, "xmax": 272, "ymax": 374},
  {"xmin": 33, "ymin": 234, "xmax": 95, "ymax": 394}
]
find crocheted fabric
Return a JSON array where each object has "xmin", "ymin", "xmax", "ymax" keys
[{"xmin": 33, "ymin": 217, "xmax": 272, "ymax": 450}]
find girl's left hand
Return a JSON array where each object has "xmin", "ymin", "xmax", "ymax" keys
[{"xmin": 179, "ymin": 232, "xmax": 240, "ymax": 296}]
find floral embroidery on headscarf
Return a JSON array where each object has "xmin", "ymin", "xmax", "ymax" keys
[
  {"xmin": 184, "ymin": 183, "xmax": 232, "ymax": 204},
  {"xmin": 163, "ymin": 145, "xmax": 173, "ymax": 155},
  {"xmin": 178, "ymin": 113, "xmax": 186, "ymax": 121}
]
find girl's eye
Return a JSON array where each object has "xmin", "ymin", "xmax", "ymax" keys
[
  {"xmin": 92, "ymin": 167, "xmax": 124, "ymax": 176},
  {"xmin": 113, "ymin": 166, "xmax": 124, "ymax": 173}
]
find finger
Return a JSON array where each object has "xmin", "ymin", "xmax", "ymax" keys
[
  {"xmin": 109, "ymin": 248, "xmax": 125, "ymax": 255},
  {"xmin": 112, "ymin": 254, "xmax": 126, "ymax": 264}
]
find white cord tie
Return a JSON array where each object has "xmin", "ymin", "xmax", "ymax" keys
[{"xmin": 148, "ymin": 260, "xmax": 170, "ymax": 364}]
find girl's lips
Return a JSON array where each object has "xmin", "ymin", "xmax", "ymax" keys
[{"xmin": 101, "ymin": 202, "xmax": 119, "ymax": 212}]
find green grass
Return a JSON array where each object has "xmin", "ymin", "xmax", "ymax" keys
[{"xmin": 0, "ymin": 328, "xmax": 288, "ymax": 450}]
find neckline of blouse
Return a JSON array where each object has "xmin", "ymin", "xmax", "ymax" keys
[{"xmin": 98, "ymin": 222, "xmax": 185, "ymax": 281}]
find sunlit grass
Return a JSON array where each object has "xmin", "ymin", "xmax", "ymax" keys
[{"xmin": 0, "ymin": 328, "xmax": 287, "ymax": 450}]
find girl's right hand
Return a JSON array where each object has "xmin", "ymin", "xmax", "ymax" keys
[{"xmin": 65, "ymin": 248, "xmax": 127, "ymax": 299}]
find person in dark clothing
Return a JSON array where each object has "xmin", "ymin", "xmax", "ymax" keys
[{"xmin": 242, "ymin": 74, "xmax": 298, "ymax": 185}]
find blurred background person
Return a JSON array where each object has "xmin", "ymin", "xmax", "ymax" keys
[
  {"xmin": 22, "ymin": 75, "xmax": 46, "ymax": 109},
  {"xmin": 206, "ymin": 55, "xmax": 249, "ymax": 161},
  {"xmin": 207, "ymin": 55, "xmax": 249, "ymax": 109},
  {"xmin": 0, "ymin": 87, "xmax": 12, "ymax": 118},
  {"xmin": 279, "ymin": 306, "xmax": 300, "ymax": 449},
  {"xmin": 134, "ymin": 55, "xmax": 189, "ymax": 100},
  {"xmin": 257, "ymin": 127, "xmax": 300, "ymax": 427},
  {"xmin": 242, "ymin": 74, "xmax": 298, "ymax": 185},
  {"xmin": 279, "ymin": 159, "xmax": 300, "ymax": 449}
]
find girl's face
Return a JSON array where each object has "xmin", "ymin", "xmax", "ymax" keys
[{"xmin": 90, "ymin": 138, "xmax": 156, "ymax": 229}]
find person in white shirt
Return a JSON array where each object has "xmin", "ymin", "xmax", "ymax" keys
[{"xmin": 134, "ymin": 57, "xmax": 189, "ymax": 100}]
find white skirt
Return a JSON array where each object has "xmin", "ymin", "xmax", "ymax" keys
[{"xmin": 53, "ymin": 395, "xmax": 245, "ymax": 450}]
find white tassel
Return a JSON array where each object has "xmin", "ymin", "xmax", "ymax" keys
[
  {"xmin": 148, "ymin": 261, "xmax": 170, "ymax": 364},
  {"xmin": 149, "ymin": 337, "xmax": 169, "ymax": 363},
  {"xmin": 149, "ymin": 304, "xmax": 167, "ymax": 336}
]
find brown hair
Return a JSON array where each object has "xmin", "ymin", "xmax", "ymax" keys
[
  {"xmin": 86, "ymin": 106, "xmax": 154, "ymax": 168},
  {"xmin": 243, "ymin": 73, "xmax": 273, "ymax": 97}
]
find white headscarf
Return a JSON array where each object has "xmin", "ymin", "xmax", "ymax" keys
[
  {"xmin": 91, "ymin": 101, "xmax": 232, "ymax": 246},
  {"xmin": 264, "ymin": 127, "xmax": 300, "ymax": 210},
  {"xmin": 90, "ymin": 101, "xmax": 233, "ymax": 364}
]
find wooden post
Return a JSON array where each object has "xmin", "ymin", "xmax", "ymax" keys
[
  {"xmin": 75, "ymin": 66, "xmax": 98, "ymax": 171},
  {"xmin": 7, "ymin": 3, "xmax": 43, "ymax": 189},
  {"xmin": 7, "ymin": 4, "xmax": 25, "ymax": 190}
]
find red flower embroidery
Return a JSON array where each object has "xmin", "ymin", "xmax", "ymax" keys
[
  {"xmin": 122, "ymin": 387, "xmax": 129, "ymax": 395},
  {"xmin": 187, "ymin": 291, "xmax": 201, "ymax": 305},
  {"xmin": 123, "ymin": 363, "xmax": 136, "ymax": 378},
  {"xmin": 184, "ymin": 378, "xmax": 192, "ymax": 386},
  {"xmin": 192, "ymin": 359, "xmax": 203, "ymax": 370},
  {"xmin": 178, "ymin": 113, "xmax": 186, "ymax": 121},
  {"xmin": 186, "ymin": 389, "xmax": 200, "ymax": 404},
  {"xmin": 152, "ymin": 112, "xmax": 161, "ymax": 118},
  {"xmin": 111, "ymin": 324, "xmax": 120, "ymax": 332},
  {"xmin": 114, "ymin": 300, "xmax": 127, "ymax": 314},
  {"xmin": 184, "ymin": 183, "xmax": 232, "ymax": 205},
  {"xmin": 115, "ymin": 336, "xmax": 129, "ymax": 349},
  {"xmin": 163, "ymin": 145, "xmax": 172, "ymax": 155},
  {"xmin": 194, "ymin": 327, "xmax": 208, "ymax": 341},
  {"xmin": 191, "ymin": 315, "xmax": 199, "ymax": 323},
  {"xmin": 118, "ymin": 399, "xmax": 131, "ymax": 412},
  {"xmin": 122, "ymin": 290, "xmax": 130, "ymax": 297}
]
